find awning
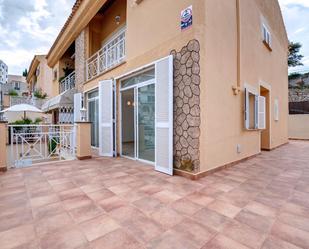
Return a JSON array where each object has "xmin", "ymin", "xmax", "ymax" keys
[{"xmin": 41, "ymin": 88, "xmax": 76, "ymax": 112}]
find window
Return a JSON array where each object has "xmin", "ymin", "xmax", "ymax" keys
[
  {"xmin": 14, "ymin": 82, "xmax": 20, "ymax": 90},
  {"xmin": 36, "ymin": 67, "xmax": 40, "ymax": 76},
  {"xmin": 262, "ymin": 24, "xmax": 272, "ymax": 51},
  {"xmin": 121, "ymin": 68, "xmax": 155, "ymax": 89},
  {"xmin": 244, "ymin": 87, "xmax": 266, "ymax": 130},
  {"xmin": 53, "ymin": 69, "xmax": 58, "ymax": 81}
]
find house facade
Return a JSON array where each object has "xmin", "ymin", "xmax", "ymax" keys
[{"xmin": 46, "ymin": 0, "xmax": 289, "ymax": 177}]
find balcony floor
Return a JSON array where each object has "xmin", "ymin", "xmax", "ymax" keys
[{"xmin": 0, "ymin": 141, "xmax": 309, "ymax": 249}]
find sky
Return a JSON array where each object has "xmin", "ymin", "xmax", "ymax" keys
[{"xmin": 0, "ymin": 0, "xmax": 308, "ymax": 75}]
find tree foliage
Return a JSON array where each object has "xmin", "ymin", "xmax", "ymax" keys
[
  {"xmin": 22, "ymin": 69, "xmax": 28, "ymax": 77},
  {"xmin": 288, "ymin": 42, "xmax": 304, "ymax": 67}
]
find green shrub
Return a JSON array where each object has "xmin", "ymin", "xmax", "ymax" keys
[
  {"xmin": 33, "ymin": 89, "xmax": 47, "ymax": 99},
  {"xmin": 8, "ymin": 90, "xmax": 18, "ymax": 96}
]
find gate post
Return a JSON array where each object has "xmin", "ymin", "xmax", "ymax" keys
[
  {"xmin": 75, "ymin": 122, "xmax": 92, "ymax": 160},
  {"xmin": 0, "ymin": 121, "xmax": 8, "ymax": 172}
]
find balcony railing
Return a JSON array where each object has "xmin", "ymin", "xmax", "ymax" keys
[
  {"xmin": 86, "ymin": 29, "xmax": 126, "ymax": 81},
  {"xmin": 60, "ymin": 71, "xmax": 75, "ymax": 94}
]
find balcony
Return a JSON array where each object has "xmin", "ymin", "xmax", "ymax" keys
[
  {"xmin": 86, "ymin": 28, "xmax": 126, "ymax": 81},
  {"xmin": 60, "ymin": 71, "xmax": 75, "ymax": 94}
]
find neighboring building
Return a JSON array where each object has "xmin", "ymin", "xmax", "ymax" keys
[
  {"xmin": 0, "ymin": 60, "xmax": 8, "ymax": 84},
  {"xmin": 26, "ymin": 55, "xmax": 54, "ymax": 110},
  {"xmin": 46, "ymin": 0, "xmax": 289, "ymax": 177}
]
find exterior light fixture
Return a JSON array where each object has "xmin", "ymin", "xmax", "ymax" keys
[
  {"xmin": 127, "ymin": 101, "xmax": 131, "ymax": 106},
  {"xmin": 80, "ymin": 107, "xmax": 87, "ymax": 121},
  {"xmin": 115, "ymin": 15, "xmax": 121, "ymax": 25}
]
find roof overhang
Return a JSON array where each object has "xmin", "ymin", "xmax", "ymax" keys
[
  {"xmin": 26, "ymin": 56, "xmax": 41, "ymax": 83},
  {"xmin": 46, "ymin": 0, "xmax": 108, "ymax": 68}
]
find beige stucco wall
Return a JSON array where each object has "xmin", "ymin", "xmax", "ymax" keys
[
  {"xmin": 289, "ymin": 115, "xmax": 309, "ymax": 140},
  {"xmin": 80, "ymin": 0, "xmax": 288, "ymax": 174},
  {"xmin": 200, "ymin": 0, "xmax": 288, "ymax": 172}
]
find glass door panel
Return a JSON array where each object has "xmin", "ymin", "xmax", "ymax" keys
[
  {"xmin": 137, "ymin": 84, "xmax": 155, "ymax": 162},
  {"xmin": 121, "ymin": 88, "xmax": 135, "ymax": 158},
  {"xmin": 88, "ymin": 99, "xmax": 99, "ymax": 147}
]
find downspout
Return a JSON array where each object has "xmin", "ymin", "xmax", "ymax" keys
[{"xmin": 232, "ymin": 0, "xmax": 241, "ymax": 95}]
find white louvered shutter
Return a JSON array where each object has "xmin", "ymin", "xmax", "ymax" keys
[
  {"xmin": 99, "ymin": 80, "xmax": 113, "ymax": 157},
  {"xmin": 258, "ymin": 96, "xmax": 266, "ymax": 129},
  {"xmin": 244, "ymin": 88, "xmax": 249, "ymax": 130},
  {"xmin": 274, "ymin": 99, "xmax": 279, "ymax": 121},
  {"xmin": 74, "ymin": 93, "xmax": 82, "ymax": 122},
  {"xmin": 155, "ymin": 55, "xmax": 173, "ymax": 175}
]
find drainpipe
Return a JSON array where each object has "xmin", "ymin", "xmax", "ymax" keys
[{"xmin": 232, "ymin": 0, "xmax": 241, "ymax": 95}]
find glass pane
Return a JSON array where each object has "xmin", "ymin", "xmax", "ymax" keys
[
  {"xmin": 138, "ymin": 84, "xmax": 155, "ymax": 162},
  {"xmin": 121, "ymin": 69, "xmax": 155, "ymax": 89},
  {"xmin": 88, "ymin": 99, "xmax": 99, "ymax": 147},
  {"xmin": 121, "ymin": 88, "xmax": 135, "ymax": 158},
  {"xmin": 88, "ymin": 90, "xmax": 98, "ymax": 99}
]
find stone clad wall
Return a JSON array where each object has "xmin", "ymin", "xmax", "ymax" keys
[
  {"xmin": 75, "ymin": 30, "xmax": 87, "ymax": 92},
  {"xmin": 171, "ymin": 40, "xmax": 201, "ymax": 172}
]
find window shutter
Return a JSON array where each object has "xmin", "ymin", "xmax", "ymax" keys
[
  {"xmin": 258, "ymin": 96, "xmax": 266, "ymax": 129},
  {"xmin": 155, "ymin": 55, "xmax": 173, "ymax": 175},
  {"xmin": 244, "ymin": 88, "xmax": 249, "ymax": 130},
  {"xmin": 74, "ymin": 93, "xmax": 82, "ymax": 122},
  {"xmin": 274, "ymin": 99, "xmax": 279, "ymax": 121},
  {"xmin": 99, "ymin": 79, "xmax": 114, "ymax": 157}
]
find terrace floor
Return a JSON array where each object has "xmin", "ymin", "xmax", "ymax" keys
[{"xmin": 0, "ymin": 141, "xmax": 309, "ymax": 249}]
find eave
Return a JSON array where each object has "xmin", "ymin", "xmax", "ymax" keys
[{"xmin": 46, "ymin": 0, "xmax": 108, "ymax": 68}]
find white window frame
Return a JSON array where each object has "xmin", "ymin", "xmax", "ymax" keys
[
  {"xmin": 262, "ymin": 23, "xmax": 272, "ymax": 48},
  {"xmin": 244, "ymin": 85, "xmax": 266, "ymax": 130}
]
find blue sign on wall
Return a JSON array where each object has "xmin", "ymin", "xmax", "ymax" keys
[{"xmin": 181, "ymin": 6, "xmax": 193, "ymax": 30}]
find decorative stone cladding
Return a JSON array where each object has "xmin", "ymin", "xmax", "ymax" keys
[
  {"xmin": 289, "ymin": 88, "xmax": 309, "ymax": 102},
  {"xmin": 75, "ymin": 29, "xmax": 87, "ymax": 91},
  {"xmin": 171, "ymin": 40, "xmax": 201, "ymax": 172}
]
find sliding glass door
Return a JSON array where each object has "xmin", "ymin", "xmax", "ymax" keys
[
  {"xmin": 120, "ymin": 71, "xmax": 155, "ymax": 163},
  {"xmin": 88, "ymin": 90, "xmax": 99, "ymax": 147}
]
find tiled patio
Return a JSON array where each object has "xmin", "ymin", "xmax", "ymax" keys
[{"xmin": 1, "ymin": 141, "xmax": 309, "ymax": 249}]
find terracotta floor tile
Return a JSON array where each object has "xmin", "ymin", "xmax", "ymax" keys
[
  {"xmin": 86, "ymin": 188, "xmax": 115, "ymax": 202},
  {"xmin": 271, "ymin": 221, "xmax": 309, "ymax": 249},
  {"xmin": 149, "ymin": 206, "xmax": 184, "ymax": 229},
  {"xmin": 278, "ymin": 211, "xmax": 309, "ymax": 232},
  {"xmin": 152, "ymin": 190, "xmax": 182, "ymax": 204},
  {"xmin": 29, "ymin": 194, "xmax": 59, "ymax": 208},
  {"xmin": 80, "ymin": 183, "xmax": 105, "ymax": 194},
  {"xmin": 123, "ymin": 214, "xmax": 164, "ymax": 243},
  {"xmin": 202, "ymin": 234, "xmax": 250, "ymax": 249},
  {"xmin": 61, "ymin": 196, "xmax": 93, "ymax": 211},
  {"xmin": 68, "ymin": 203, "xmax": 104, "ymax": 223},
  {"xmin": 235, "ymin": 209, "xmax": 274, "ymax": 233},
  {"xmin": 58, "ymin": 188, "xmax": 86, "ymax": 201},
  {"xmin": 192, "ymin": 207, "xmax": 231, "ymax": 232},
  {"xmin": 39, "ymin": 227, "xmax": 88, "ymax": 249},
  {"xmin": 35, "ymin": 212, "xmax": 74, "ymax": 237},
  {"xmin": 281, "ymin": 202, "xmax": 309, "ymax": 218},
  {"xmin": 32, "ymin": 201, "xmax": 64, "ymax": 220},
  {"xmin": 79, "ymin": 214, "xmax": 120, "ymax": 242},
  {"xmin": 221, "ymin": 220, "xmax": 267, "ymax": 249},
  {"xmin": 244, "ymin": 201, "xmax": 277, "ymax": 218},
  {"xmin": 170, "ymin": 198, "xmax": 203, "ymax": 216},
  {"xmin": 0, "ymin": 224, "xmax": 36, "ymax": 249},
  {"xmin": 109, "ymin": 205, "xmax": 146, "ymax": 224},
  {"xmin": 261, "ymin": 235, "xmax": 302, "ymax": 249},
  {"xmin": 51, "ymin": 181, "xmax": 76, "ymax": 192},
  {"xmin": 133, "ymin": 196, "xmax": 164, "ymax": 215},
  {"xmin": 90, "ymin": 228, "xmax": 144, "ymax": 249},
  {"xmin": 172, "ymin": 218, "xmax": 216, "ymax": 248},
  {"xmin": 0, "ymin": 210, "xmax": 33, "ymax": 233},
  {"xmin": 147, "ymin": 229, "xmax": 197, "ymax": 249},
  {"xmin": 98, "ymin": 195, "xmax": 127, "ymax": 212},
  {"xmin": 207, "ymin": 200, "xmax": 241, "ymax": 218},
  {"xmin": 186, "ymin": 192, "xmax": 214, "ymax": 206}
]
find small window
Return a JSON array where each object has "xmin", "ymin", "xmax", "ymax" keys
[
  {"xmin": 244, "ymin": 87, "xmax": 266, "ymax": 130},
  {"xmin": 36, "ymin": 67, "xmax": 40, "ymax": 76},
  {"xmin": 14, "ymin": 82, "xmax": 20, "ymax": 90},
  {"xmin": 53, "ymin": 69, "xmax": 58, "ymax": 81},
  {"xmin": 262, "ymin": 24, "xmax": 272, "ymax": 51},
  {"xmin": 121, "ymin": 68, "xmax": 155, "ymax": 89}
]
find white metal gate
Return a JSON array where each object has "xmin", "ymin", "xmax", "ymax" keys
[{"xmin": 8, "ymin": 124, "xmax": 76, "ymax": 168}]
